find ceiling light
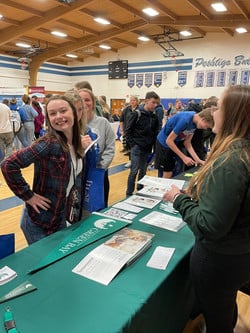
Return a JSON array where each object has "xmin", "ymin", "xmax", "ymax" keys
[
  {"xmin": 0, "ymin": 14, "xmax": 3, "ymax": 19},
  {"xmin": 180, "ymin": 30, "xmax": 192, "ymax": 37},
  {"xmin": 142, "ymin": 7, "xmax": 159, "ymax": 17},
  {"xmin": 66, "ymin": 54, "xmax": 78, "ymax": 58},
  {"xmin": 94, "ymin": 17, "xmax": 110, "ymax": 25},
  {"xmin": 235, "ymin": 27, "xmax": 247, "ymax": 34},
  {"xmin": 16, "ymin": 42, "xmax": 31, "ymax": 48},
  {"xmin": 99, "ymin": 44, "xmax": 111, "ymax": 50},
  {"xmin": 138, "ymin": 36, "xmax": 150, "ymax": 42},
  {"xmin": 211, "ymin": 3, "xmax": 227, "ymax": 12},
  {"xmin": 51, "ymin": 31, "xmax": 67, "ymax": 37}
]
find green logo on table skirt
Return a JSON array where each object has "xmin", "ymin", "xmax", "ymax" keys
[{"xmin": 29, "ymin": 214, "xmax": 129, "ymax": 274}]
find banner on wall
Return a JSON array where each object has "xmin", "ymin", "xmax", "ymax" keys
[
  {"xmin": 177, "ymin": 71, "xmax": 187, "ymax": 87},
  {"xmin": 194, "ymin": 71, "xmax": 204, "ymax": 87},
  {"xmin": 144, "ymin": 73, "xmax": 153, "ymax": 88},
  {"xmin": 216, "ymin": 71, "xmax": 226, "ymax": 87},
  {"xmin": 28, "ymin": 86, "xmax": 45, "ymax": 96},
  {"xmin": 127, "ymin": 74, "xmax": 135, "ymax": 88},
  {"xmin": 240, "ymin": 70, "xmax": 250, "ymax": 85},
  {"xmin": 136, "ymin": 73, "xmax": 143, "ymax": 88},
  {"xmin": 154, "ymin": 72, "xmax": 162, "ymax": 87},
  {"xmin": 205, "ymin": 71, "xmax": 215, "ymax": 87},
  {"xmin": 228, "ymin": 70, "xmax": 238, "ymax": 86}
]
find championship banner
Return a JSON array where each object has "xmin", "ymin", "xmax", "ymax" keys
[
  {"xmin": 154, "ymin": 72, "xmax": 162, "ymax": 87},
  {"xmin": 194, "ymin": 71, "xmax": 204, "ymax": 87},
  {"xmin": 205, "ymin": 71, "xmax": 215, "ymax": 87},
  {"xmin": 136, "ymin": 73, "xmax": 143, "ymax": 88},
  {"xmin": 217, "ymin": 71, "xmax": 226, "ymax": 87},
  {"xmin": 240, "ymin": 70, "xmax": 250, "ymax": 85},
  {"xmin": 145, "ymin": 73, "xmax": 153, "ymax": 88},
  {"xmin": 177, "ymin": 71, "xmax": 187, "ymax": 87},
  {"xmin": 229, "ymin": 70, "xmax": 238, "ymax": 86},
  {"xmin": 29, "ymin": 214, "xmax": 129, "ymax": 274},
  {"xmin": 127, "ymin": 74, "xmax": 135, "ymax": 88}
]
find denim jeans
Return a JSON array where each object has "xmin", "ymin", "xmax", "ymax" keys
[
  {"xmin": 17, "ymin": 122, "xmax": 35, "ymax": 147},
  {"xmin": 20, "ymin": 207, "xmax": 66, "ymax": 245},
  {"xmin": 126, "ymin": 144, "xmax": 148, "ymax": 196}
]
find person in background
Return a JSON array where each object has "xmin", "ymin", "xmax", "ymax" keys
[
  {"xmin": 125, "ymin": 91, "xmax": 159, "ymax": 196},
  {"xmin": 79, "ymin": 88, "xmax": 115, "ymax": 207},
  {"xmin": 1, "ymin": 95, "xmax": 85, "ymax": 244},
  {"xmin": 112, "ymin": 109, "xmax": 120, "ymax": 122},
  {"xmin": 169, "ymin": 99, "xmax": 184, "ymax": 117},
  {"xmin": 74, "ymin": 81, "xmax": 103, "ymax": 117},
  {"xmin": 98, "ymin": 95, "xmax": 113, "ymax": 122},
  {"xmin": 155, "ymin": 109, "xmax": 214, "ymax": 178},
  {"xmin": 154, "ymin": 97, "xmax": 165, "ymax": 130},
  {"xmin": 17, "ymin": 94, "xmax": 38, "ymax": 147},
  {"xmin": 163, "ymin": 85, "xmax": 250, "ymax": 333},
  {"xmin": 0, "ymin": 102, "xmax": 14, "ymax": 162},
  {"xmin": 120, "ymin": 96, "xmax": 139, "ymax": 168},
  {"xmin": 32, "ymin": 95, "xmax": 45, "ymax": 139},
  {"xmin": 2, "ymin": 99, "xmax": 9, "ymax": 106},
  {"xmin": 8, "ymin": 98, "xmax": 22, "ymax": 151}
]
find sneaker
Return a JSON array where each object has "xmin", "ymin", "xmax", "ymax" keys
[{"xmin": 124, "ymin": 161, "xmax": 131, "ymax": 168}]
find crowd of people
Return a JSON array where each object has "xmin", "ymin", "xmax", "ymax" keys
[{"xmin": 0, "ymin": 83, "xmax": 249, "ymax": 332}]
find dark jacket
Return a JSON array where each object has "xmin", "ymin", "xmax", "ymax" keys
[
  {"xmin": 125, "ymin": 106, "xmax": 159, "ymax": 153},
  {"xmin": 174, "ymin": 139, "xmax": 250, "ymax": 255}
]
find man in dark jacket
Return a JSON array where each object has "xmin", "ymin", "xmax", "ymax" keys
[{"xmin": 125, "ymin": 91, "xmax": 160, "ymax": 196}]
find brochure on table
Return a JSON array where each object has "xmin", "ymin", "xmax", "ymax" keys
[
  {"xmin": 140, "ymin": 211, "xmax": 186, "ymax": 232},
  {"xmin": 72, "ymin": 228, "xmax": 155, "ymax": 285},
  {"xmin": 137, "ymin": 176, "xmax": 186, "ymax": 199}
]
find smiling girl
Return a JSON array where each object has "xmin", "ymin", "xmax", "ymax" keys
[{"xmin": 1, "ymin": 95, "xmax": 85, "ymax": 244}]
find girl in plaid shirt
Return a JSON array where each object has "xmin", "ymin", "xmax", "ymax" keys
[{"xmin": 1, "ymin": 95, "xmax": 85, "ymax": 244}]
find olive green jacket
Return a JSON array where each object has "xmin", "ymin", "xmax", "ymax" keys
[{"xmin": 174, "ymin": 140, "xmax": 250, "ymax": 254}]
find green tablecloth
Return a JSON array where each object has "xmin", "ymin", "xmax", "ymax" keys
[{"xmin": 0, "ymin": 200, "xmax": 195, "ymax": 333}]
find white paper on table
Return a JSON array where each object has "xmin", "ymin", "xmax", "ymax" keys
[
  {"xmin": 147, "ymin": 246, "xmax": 175, "ymax": 270},
  {"xmin": 112, "ymin": 202, "xmax": 144, "ymax": 213},
  {"xmin": 139, "ymin": 211, "xmax": 186, "ymax": 232}
]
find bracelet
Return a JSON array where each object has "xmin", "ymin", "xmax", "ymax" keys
[{"xmin": 173, "ymin": 192, "xmax": 181, "ymax": 203}]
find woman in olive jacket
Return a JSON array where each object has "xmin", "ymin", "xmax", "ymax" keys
[{"xmin": 163, "ymin": 85, "xmax": 250, "ymax": 333}]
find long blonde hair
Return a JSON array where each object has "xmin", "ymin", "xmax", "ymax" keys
[{"xmin": 189, "ymin": 85, "xmax": 250, "ymax": 200}]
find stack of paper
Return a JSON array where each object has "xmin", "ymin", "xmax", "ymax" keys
[{"xmin": 0, "ymin": 266, "xmax": 17, "ymax": 285}]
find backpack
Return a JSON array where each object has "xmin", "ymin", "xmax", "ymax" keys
[{"xmin": 10, "ymin": 110, "xmax": 21, "ymax": 134}]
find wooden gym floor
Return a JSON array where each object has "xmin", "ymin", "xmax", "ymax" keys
[{"xmin": 0, "ymin": 140, "xmax": 249, "ymax": 333}]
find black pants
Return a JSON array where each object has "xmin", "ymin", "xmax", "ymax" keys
[{"xmin": 190, "ymin": 241, "xmax": 250, "ymax": 333}]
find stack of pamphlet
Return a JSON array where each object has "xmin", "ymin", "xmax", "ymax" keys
[
  {"xmin": 0, "ymin": 266, "xmax": 17, "ymax": 285},
  {"xmin": 72, "ymin": 228, "xmax": 155, "ymax": 285}
]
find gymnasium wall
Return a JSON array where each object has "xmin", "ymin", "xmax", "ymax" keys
[{"xmin": 0, "ymin": 33, "xmax": 250, "ymax": 104}]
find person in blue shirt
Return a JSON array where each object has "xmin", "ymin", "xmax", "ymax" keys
[{"xmin": 155, "ymin": 109, "xmax": 214, "ymax": 178}]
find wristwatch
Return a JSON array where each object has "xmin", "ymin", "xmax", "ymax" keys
[{"xmin": 4, "ymin": 307, "xmax": 19, "ymax": 333}]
